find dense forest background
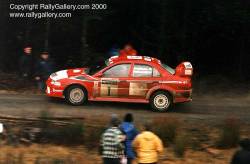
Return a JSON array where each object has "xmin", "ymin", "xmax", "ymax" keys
[{"xmin": 0, "ymin": 0, "xmax": 250, "ymax": 81}]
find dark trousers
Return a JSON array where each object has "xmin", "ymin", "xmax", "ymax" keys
[
  {"xmin": 127, "ymin": 158, "xmax": 133, "ymax": 164},
  {"xmin": 37, "ymin": 80, "xmax": 46, "ymax": 91},
  {"xmin": 103, "ymin": 158, "xmax": 120, "ymax": 164}
]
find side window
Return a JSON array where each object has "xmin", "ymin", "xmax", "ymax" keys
[
  {"xmin": 133, "ymin": 64, "xmax": 161, "ymax": 77},
  {"xmin": 102, "ymin": 64, "xmax": 131, "ymax": 77},
  {"xmin": 153, "ymin": 68, "xmax": 161, "ymax": 77}
]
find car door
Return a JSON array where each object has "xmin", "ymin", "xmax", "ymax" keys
[
  {"xmin": 128, "ymin": 63, "xmax": 161, "ymax": 99},
  {"xmin": 96, "ymin": 63, "xmax": 131, "ymax": 98}
]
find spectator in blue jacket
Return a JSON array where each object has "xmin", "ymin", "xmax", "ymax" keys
[
  {"xmin": 35, "ymin": 52, "xmax": 55, "ymax": 91},
  {"xmin": 108, "ymin": 45, "xmax": 120, "ymax": 57},
  {"xmin": 120, "ymin": 113, "xmax": 138, "ymax": 164}
]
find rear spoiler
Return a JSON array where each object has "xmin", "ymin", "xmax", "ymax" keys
[{"xmin": 175, "ymin": 62, "xmax": 193, "ymax": 77}]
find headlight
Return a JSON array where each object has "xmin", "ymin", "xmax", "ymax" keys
[{"xmin": 51, "ymin": 80, "xmax": 61, "ymax": 86}]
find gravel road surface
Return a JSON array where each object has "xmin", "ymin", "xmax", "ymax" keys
[{"xmin": 0, "ymin": 94, "xmax": 249, "ymax": 125}]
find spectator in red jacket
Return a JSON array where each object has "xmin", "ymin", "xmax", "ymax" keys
[{"xmin": 119, "ymin": 44, "xmax": 137, "ymax": 57}]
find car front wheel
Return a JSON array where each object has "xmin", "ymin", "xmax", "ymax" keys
[
  {"xmin": 65, "ymin": 85, "xmax": 87, "ymax": 105},
  {"xmin": 150, "ymin": 91, "xmax": 172, "ymax": 112}
]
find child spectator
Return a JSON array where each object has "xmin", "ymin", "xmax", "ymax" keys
[{"xmin": 120, "ymin": 113, "xmax": 138, "ymax": 164}]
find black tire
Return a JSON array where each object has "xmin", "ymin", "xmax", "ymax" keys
[
  {"xmin": 65, "ymin": 85, "xmax": 87, "ymax": 105},
  {"xmin": 150, "ymin": 91, "xmax": 172, "ymax": 112}
]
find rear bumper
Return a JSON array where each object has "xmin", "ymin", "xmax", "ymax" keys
[{"xmin": 174, "ymin": 89, "xmax": 192, "ymax": 103}]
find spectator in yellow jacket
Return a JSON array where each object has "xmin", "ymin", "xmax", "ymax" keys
[{"xmin": 132, "ymin": 123, "xmax": 164, "ymax": 164}]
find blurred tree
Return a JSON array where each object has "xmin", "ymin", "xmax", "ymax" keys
[
  {"xmin": 1, "ymin": 0, "xmax": 250, "ymax": 80},
  {"xmin": 158, "ymin": 0, "xmax": 167, "ymax": 59},
  {"xmin": 0, "ymin": 1, "xmax": 7, "ymax": 70},
  {"xmin": 44, "ymin": 18, "xmax": 50, "ymax": 52},
  {"xmin": 81, "ymin": 15, "xmax": 102, "ymax": 65}
]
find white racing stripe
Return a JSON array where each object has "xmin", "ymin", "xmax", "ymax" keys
[
  {"xmin": 73, "ymin": 69, "xmax": 81, "ymax": 73},
  {"xmin": 126, "ymin": 80, "xmax": 182, "ymax": 84},
  {"xmin": 159, "ymin": 81, "xmax": 183, "ymax": 84},
  {"xmin": 50, "ymin": 70, "xmax": 68, "ymax": 81}
]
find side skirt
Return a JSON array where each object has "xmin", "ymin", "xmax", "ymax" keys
[{"xmin": 89, "ymin": 97, "xmax": 149, "ymax": 103}]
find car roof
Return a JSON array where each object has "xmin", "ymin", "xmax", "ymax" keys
[{"xmin": 108, "ymin": 55, "xmax": 162, "ymax": 66}]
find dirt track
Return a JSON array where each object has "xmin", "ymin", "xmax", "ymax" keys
[{"xmin": 0, "ymin": 93, "xmax": 249, "ymax": 125}]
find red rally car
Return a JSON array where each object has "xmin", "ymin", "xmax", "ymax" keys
[{"xmin": 46, "ymin": 55, "xmax": 193, "ymax": 112}]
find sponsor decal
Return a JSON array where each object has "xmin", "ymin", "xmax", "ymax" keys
[
  {"xmin": 69, "ymin": 76, "xmax": 97, "ymax": 82},
  {"xmin": 100, "ymin": 78, "xmax": 118, "ymax": 96},
  {"xmin": 185, "ymin": 70, "xmax": 192, "ymax": 75},
  {"xmin": 101, "ymin": 80, "xmax": 118, "ymax": 85},
  {"xmin": 127, "ymin": 56, "xmax": 143, "ymax": 59},
  {"xmin": 129, "ymin": 82, "xmax": 147, "ymax": 96},
  {"xmin": 52, "ymin": 89, "xmax": 63, "ymax": 92},
  {"xmin": 183, "ymin": 62, "xmax": 192, "ymax": 69},
  {"xmin": 144, "ymin": 56, "xmax": 152, "ymax": 61},
  {"xmin": 51, "ymin": 80, "xmax": 61, "ymax": 86},
  {"xmin": 74, "ymin": 76, "xmax": 86, "ymax": 80}
]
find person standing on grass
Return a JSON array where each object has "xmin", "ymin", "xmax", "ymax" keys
[
  {"xmin": 34, "ymin": 52, "xmax": 55, "ymax": 91},
  {"xmin": 19, "ymin": 46, "xmax": 33, "ymax": 78},
  {"xmin": 231, "ymin": 138, "xmax": 250, "ymax": 164},
  {"xmin": 100, "ymin": 114, "xmax": 126, "ymax": 164},
  {"xmin": 120, "ymin": 113, "xmax": 138, "ymax": 164},
  {"xmin": 132, "ymin": 123, "xmax": 163, "ymax": 164}
]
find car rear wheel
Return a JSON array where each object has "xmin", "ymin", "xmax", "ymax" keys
[
  {"xmin": 65, "ymin": 85, "xmax": 87, "ymax": 105},
  {"xmin": 150, "ymin": 91, "xmax": 172, "ymax": 112}
]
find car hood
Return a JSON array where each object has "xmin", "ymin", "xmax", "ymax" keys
[{"xmin": 50, "ymin": 68, "xmax": 89, "ymax": 81}]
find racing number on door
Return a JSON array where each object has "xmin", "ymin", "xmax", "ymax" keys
[{"xmin": 100, "ymin": 79, "xmax": 119, "ymax": 97}]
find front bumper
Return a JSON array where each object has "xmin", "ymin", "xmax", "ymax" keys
[{"xmin": 46, "ymin": 79, "xmax": 64, "ymax": 98}]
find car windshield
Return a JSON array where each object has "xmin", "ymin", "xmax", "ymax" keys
[
  {"xmin": 162, "ymin": 64, "xmax": 175, "ymax": 75},
  {"xmin": 86, "ymin": 62, "xmax": 107, "ymax": 75}
]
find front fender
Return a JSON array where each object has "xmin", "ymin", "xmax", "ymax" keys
[{"xmin": 63, "ymin": 80, "xmax": 92, "ymax": 97}]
